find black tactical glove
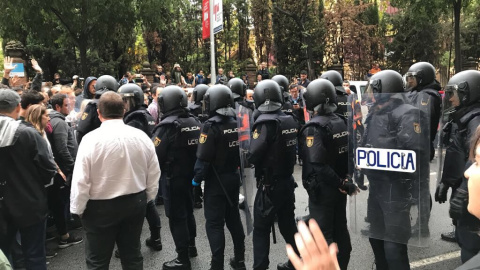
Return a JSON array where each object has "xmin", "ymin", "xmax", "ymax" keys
[
  {"xmin": 449, "ymin": 188, "xmax": 468, "ymax": 221},
  {"xmin": 355, "ymin": 170, "xmax": 368, "ymax": 191},
  {"xmin": 341, "ymin": 179, "xmax": 359, "ymax": 196},
  {"xmin": 435, "ymin": 182, "xmax": 449, "ymax": 204}
]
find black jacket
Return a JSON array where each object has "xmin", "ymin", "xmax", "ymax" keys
[
  {"xmin": 47, "ymin": 110, "xmax": 77, "ymax": 176},
  {"xmin": 0, "ymin": 116, "xmax": 57, "ymax": 227}
]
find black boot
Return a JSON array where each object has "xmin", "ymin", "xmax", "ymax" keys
[
  {"xmin": 163, "ymin": 252, "xmax": 191, "ymax": 270},
  {"xmin": 277, "ymin": 261, "xmax": 295, "ymax": 270},
  {"xmin": 209, "ymin": 257, "xmax": 224, "ymax": 270},
  {"xmin": 146, "ymin": 227, "xmax": 162, "ymax": 251},
  {"xmin": 229, "ymin": 249, "xmax": 246, "ymax": 270},
  {"xmin": 188, "ymin": 239, "xmax": 198, "ymax": 257}
]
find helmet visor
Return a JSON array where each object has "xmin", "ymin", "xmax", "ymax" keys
[
  {"xmin": 364, "ymin": 79, "xmax": 381, "ymax": 106},
  {"xmin": 404, "ymin": 72, "xmax": 418, "ymax": 89},
  {"xmin": 443, "ymin": 81, "xmax": 468, "ymax": 113}
]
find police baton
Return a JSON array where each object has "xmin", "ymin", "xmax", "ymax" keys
[{"xmin": 212, "ymin": 166, "xmax": 234, "ymax": 207}]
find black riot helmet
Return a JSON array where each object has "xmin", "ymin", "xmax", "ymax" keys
[
  {"xmin": 364, "ymin": 70, "xmax": 404, "ymax": 105},
  {"xmin": 272, "ymin": 75, "xmax": 289, "ymax": 93},
  {"xmin": 444, "ymin": 70, "xmax": 480, "ymax": 113},
  {"xmin": 192, "ymin": 84, "xmax": 209, "ymax": 104},
  {"xmin": 227, "ymin": 78, "xmax": 247, "ymax": 100},
  {"xmin": 253, "ymin": 79, "xmax": 283, "ymax": 113},
  {"xmin": 405, "ymin": 62, "xmax": 436, "ymax": 88},
  {"xmin": 158, "ymin": 85, "xmax": 188, "ymax": 113},
  {"xmin": 204, "ymin": 85, "xmax": 236, "ymax": 117},
  {"xmin": 95, "ymin": 75, "xmax": 119, "ymax": 97},
  {"xmin": 320, "ymin": 70, "xmax": 345, "ymax": 94},
  {"xmin": 118, "ymin": 83, "xmax": 144, "ymax": 111},
  {"xmin": 304, "ymin": 79, "xmax": 337, "ymax": 114}
]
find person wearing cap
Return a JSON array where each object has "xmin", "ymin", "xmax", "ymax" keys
[{"xmin": 0, "ymin": 89, "xmax": 57, "ymax": 269}]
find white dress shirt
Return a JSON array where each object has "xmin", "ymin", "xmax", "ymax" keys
[{"xmin": 70, "ymin": 119, "xmax": 160, "ymax": 215}]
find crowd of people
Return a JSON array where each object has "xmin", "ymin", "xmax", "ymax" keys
[{"xmin": 0, "ymin": 56, "xmax": 480, "ymax": 270}]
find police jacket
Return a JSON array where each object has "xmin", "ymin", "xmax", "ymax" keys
[
  {"xmin": 124, "ymin": 106, "xmax": 156, "ymax": 137},
  {"xmin": 194, "ymin": 115, "xmax": 240, "ymax": 183},
  {"xmin": 248, "ymin": 110, "xmax": 299, "ymax": 179},
  {"xmin": 299, "ymin": 113, "xmax": 349, "ymax": 189},
  {"xmin": 76, "ymin": 99, "xmax": 101, "ymax": 145},
  {"xmin": 152, "ymin": 109, "xmax": 201, "ymax": 181},
  {"xmin": 0, "ymin": 117, "xmax": 57, "ymax": 227},
  {"xmin": 336, "ymin": 89, "xmax": 350, "ymax": 119},
  {"xmin": 362, "ymin": 97, "xmax": 429, "ymax": 181},
  {"xmin": 188, "ymin": 103, "xmax": 209, "ymax": 123},
  {"xmin": 408, "ymin": 81, "xmax": 442, "ymax": 160},
  {"xmin": 47, "ymin": 110, "xmax": 77, "ymax": 176}
]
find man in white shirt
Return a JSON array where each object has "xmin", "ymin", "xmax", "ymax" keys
[{"xmin": 70, "ymin": 92, "xmax": 160, "ymax": 269}]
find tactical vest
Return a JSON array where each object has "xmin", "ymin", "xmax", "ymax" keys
[
  {"xmin": 301, "ymin": 114, "xmax": 349, "ymax": 177},
  {"xmin": 188, "ymin": 103, "xmax": 209, "ymax": 123},
  {"xmin": 157, "ymin": 115, "xmax": 201, "ymax": 179},
  {"xmin": 76, "ymin": 100, "xmax": 101, "ymax": 143},
  {"xmin": 336, "ymin": 93, "xmax": 351, "ymax": 118},
  {"xmin": 197, "ymin": 115, "xmax": 240, "ymax": 173},
  {"xmin": 252, "ymin": 113, "xmax": 298, "ymax": 177},
  {"xmin": 124, "ymin": 108, "xmax": 156, "ymax": 137}
]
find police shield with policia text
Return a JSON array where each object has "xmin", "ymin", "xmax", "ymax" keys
[{"xmin": 350, "ymin": 70, "xmax": 430, "ymax": 270}]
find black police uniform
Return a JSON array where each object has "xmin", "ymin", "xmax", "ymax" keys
[
  {"xmin": 152, "ymin": 109, "xmax": 201, "ymax": 266},
  {"xmin": 124, "ymin": 105, "xmax": 156, "ymax": 137},
  {"xmin": 298, "ymin": 113, "xmax": 352, "ymax": 270},
  {"xmin": 335, "ymin": 90, "xmax": 350, "ymax": 119},
  {"xmin": 362, "ymin": 98, "xmax": 428, "ymax": 270},
  {"xmin": 194, "ymin": 115, "xmax": 246, "ymax": 269},
  {"xmin": 76, "ymin": 100, "xmax": 101, "ymax": 144},
  {"xmin": 248, "ymin": 110, "xmax": 299, "ymax": 270},
  {"xmin": 188, "ymin": 103, "xmax": 209, "ymax": 123}
]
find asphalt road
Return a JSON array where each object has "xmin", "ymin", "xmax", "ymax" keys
[{"xmin": 46, "ymin": 153, "xmax": 463, "ymax": 270}]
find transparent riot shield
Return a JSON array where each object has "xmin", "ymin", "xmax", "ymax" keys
[
  {"xmin": 236, "ymin": 103, "xmax": 255, "ymax": 235},
  {"xmin": 348, "ymin": 92, "xmax": 431, "ymax": 247}
]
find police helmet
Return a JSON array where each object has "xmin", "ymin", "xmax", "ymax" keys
[
  {"xmin": 253, "ymin": 79, "xmax": 283, "ymax": 113},
  {"xmin": 445, "ymin": 70, "xmax": 480, "ymax": 110},
  {"xmin": 95, "ymin": 75, "xmax": 119, "ymax": 97},
  {"xmin": 192, "ymin": 84, "xmax": 209, "ymax": 104},
  {"xmin": 204, "ymin": 85, "xmax": 236, "ymax": 117},
  {"xmin": 405, "ymin": 62, "xmax": 436, "ymax": 87},
  {"xmin": 365, "ymin": 70, "xmax": 404, "ymax": 104},
  {"xmin": 158, "ymin": 85, "xmax": 188, "ymax": 114},
  {"xmin": 272, "ymin": 75, "xmax": 289, "ymax": 93},
  {"xmin": 320, "ymin": 70, "xmax": 345, "ymax": 94},
  {"xmin": 227, "ymin": 78, "xmax": 247, "ymax": 99},
  {"xmin": 118, "ymin": 83, "xmax": 144, "ymax": 111},
  {"xmin": 304, "ymin": 79, "xmax": 337, "ymax": 114}
]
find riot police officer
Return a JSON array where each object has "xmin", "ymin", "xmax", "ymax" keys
[
  {"xmin": 361, "ymin": 70, "xmax": 429, "ymax": 269},
  {"xmin": 299, "ymin": 79, "xmax": 358, "ymax": 270},
  {"xmin": 193, "ymin": 85, "xmax": 246, "ymax": 270},
  {"xmin": 228, "ymin": 78, "xmax": 255, "ymax": 112},
  {"xmin": 320, "ymin": 70, "xmax": 349, "ymax": 118},
  {"xmin": 76, "ymin": 75, "xmax": 119, "ymax": 144},
  {"xmin": 188, "ymin": 84, "xmax": 210, "ymax": 208},
  {"xmin": 152, "ymin": 86, "xmax": 201, "ymax": 270},
  {"xmin": 436, "ymin": 70, "xmax": 480, "ymax": 263},
  {"xmin": 272, "ymin": 75, "xmax": 294, "ymax": 116},
  {"xmin": 248, "ymin": 79, "xmax": 299, "ymax": 270},
  {"xmin": 117, "ymin": 83, "xmax": 161, "ymax": 251},
  {"xmin": 189, "ymin": 84, "xmax": 210, "ymax": 123}
]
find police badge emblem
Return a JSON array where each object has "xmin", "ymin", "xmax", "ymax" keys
[
  {"xmin": 199, "ymin": 133, "xmax": 208, "ymax": 144},
  {"xmin": 154, "ymin": 137, "xmax": 161, "ymax": 147},
  {"xmin": 413, "ymin": 122, "xmax": 421, "ymax": 133},
  {"xmin": 253, "ymin": 129, "xmax": 259, "ymax": 139},
  {"xmin": 81, "ymin": 112, "xmax": 88, "ymax": 120},
  {"xmin": 306, "ymin": 136, "xmax": 314, "ymax": 147}
]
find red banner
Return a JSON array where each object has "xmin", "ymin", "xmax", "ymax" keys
[{"xmin": 202, "ymin": 0, "xmax": 210, "ymax": 39}]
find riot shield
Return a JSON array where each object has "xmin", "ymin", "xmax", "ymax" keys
[
  {"xmin": 236, "ymin": 103, "xmax": 255, "ymax": 235},
  {"xmin": 349, "ymin": 92, "xmax": 431, "ymax": 247}
]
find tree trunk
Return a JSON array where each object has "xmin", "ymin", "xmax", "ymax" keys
[
  {"xmin": 453, "ymin": 0, "xmax": 462, "ymax": 73},
  {"xmin": 79, "ymin": 39, "xmax": 88, "ymax": 78}
]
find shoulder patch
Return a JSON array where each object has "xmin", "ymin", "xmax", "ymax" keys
[
  {"xmin": 306, "ymin": 136, "xmax": 314, "ymax": 147},
  {"xmin": 154, "ymin": 137, "xmax": 162, "ymax": 147},
  {"xmin": 253, "ymin": 129, "xmax": 260, "ymax": 139},
  {"xmin": 413, "ymin": 122, "xmax": 421, "ymax": 134},
  {"xmin": 199, "ymin": 133, "xmax": 208, "ymax": 144},
  {"xmin": 81, "ymin": 112, "xmax": 88, "ymax": 120}
]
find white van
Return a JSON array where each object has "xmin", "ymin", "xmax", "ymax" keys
[{"xmin": 347, "ymin": 80, "xmax": 369, "ymax": 120}]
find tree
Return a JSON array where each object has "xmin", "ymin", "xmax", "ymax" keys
[{"xmin": 251, "ymin": 0, "xmax": 273, "ymax": 64}]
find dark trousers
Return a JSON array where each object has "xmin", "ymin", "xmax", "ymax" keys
[
  {"xmin": 309, "ymin": 190, "xmax": 351, "ymax": 270},
  {"xmin": 456, "ymin": 221, "xmax": 480, "ymax": 263},
  {"xmin": 145, "ymin": 200, "xmax": 161, "ymax": 235},
  {"xmin": 0, "ymin": 218, "xmax": 47, "ymax": 270},
  {"xmin": 253, "ymin": 176, "xmax": 298, "ymax": 270},
  {"xmin": 204, "ymin": 171, "xmax": 245, "ymax": 264},
  {"xmin": 194, "ymin": 186, "xmax": 203, "ymax": 204},
  {"xmin": 163, "ymin": 178, "xmax": 197, "ymax": 255},
  {"xmin": 47, "ymin": 175, "xmax": 69, "ymax": 236},
  {"xmin": 82, "ymin": 191, "xmax": 147, "ymax": 270},
  {"xmin": 369, "ymin": 238, "xmax": 410, "ymax": 270}
]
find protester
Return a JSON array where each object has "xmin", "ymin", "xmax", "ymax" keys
[{"xmin": 70, "ymin": 92, "xmax": 160, "ymax": 269}]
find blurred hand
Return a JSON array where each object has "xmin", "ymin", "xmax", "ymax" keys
[
  {"xmin": 434, "ymin": 182, "xmax": 449, "ymax": 204},
  {"xmin": 31, "ymin": 59, "xmax": 42, "ymax": 73},
  {"xmin": 11, "ymin": 75, "xmax": 21, "ymax": 86},
  {"xmin": 4, "ymin": 56, "xmax": 17, "ymax": 75},
  {"xmin": 192, "ymin": 179, "xmax": 200, "ymax": 187},
  {"xmin": 286, "ymin": 220, "xmax": 340, "ymax": 270}
]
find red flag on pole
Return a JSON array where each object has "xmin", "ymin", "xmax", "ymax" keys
[{"xmin": 202, "ymin": 0, "xmax": 210, "ymax": 39}]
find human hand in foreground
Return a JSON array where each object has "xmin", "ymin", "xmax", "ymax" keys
[{"xmin": 286, "ymin": 220, "xmax": 340, "ymax": 270}]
